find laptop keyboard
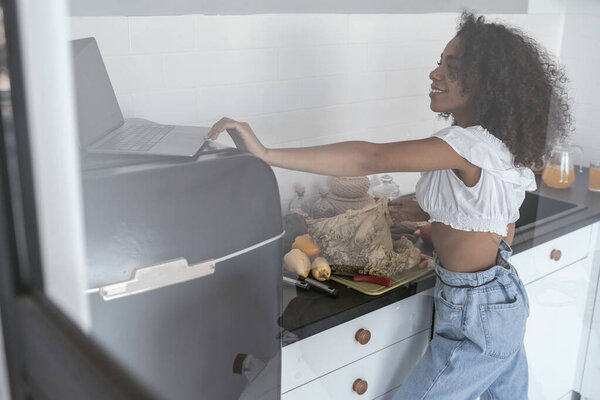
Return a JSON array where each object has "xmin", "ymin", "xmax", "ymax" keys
[{"xmin": 98, "ymin": 125, "xmax": 175, "ymax": 152}]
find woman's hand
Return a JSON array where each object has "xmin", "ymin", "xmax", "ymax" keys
[
  {"xmin": 387, "ymin": 198, "xmax": 430, "ymax": 225},
  {"xmin": 206, "ymin": 117, "xmax": 268, "ymax": 161}
]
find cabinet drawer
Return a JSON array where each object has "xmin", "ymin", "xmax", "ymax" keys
[
  {"xmin": 281, "ymin": 289, "xmax": 433, "ymax": 393},
  {"xmin": 511, "ymin": 225, "xmax": 591, "ymax": 285},
  {"xmin": 282, "ymin": 329, "xmax": 430, "ymax": 400},
  {"xmin": 373, "ymin": 385, "xmax": 401, "ymax": 400}
]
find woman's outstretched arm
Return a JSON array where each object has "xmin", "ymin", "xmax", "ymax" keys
[{"xmin": 206, "ymin": 117, "xmax": 473, "ymax": 176}]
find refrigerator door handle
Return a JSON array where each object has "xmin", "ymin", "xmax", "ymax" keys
[
  {"xmin": 98, "ymin": 257, "xmax": 216, "ymax": 300},
  {"xmin": 91, "ymin": 231, "xmax": 285, "ymax": 300}
]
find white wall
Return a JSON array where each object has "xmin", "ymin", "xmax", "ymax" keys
[
  {"xmin": 68, "ymin": 0, "xmax": 528, "ymax": 16},
  {"xmin": 559, "ymin": 12, "xmax": 600, "ymax": 165},
  {"xmin": 69, "ymin": 13, "xmax": 564, "ymax": 213}
]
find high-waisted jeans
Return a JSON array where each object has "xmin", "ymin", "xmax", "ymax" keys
[{"xmin": 394, "ymin": 240, "xmax": 530, "ymax": 400}]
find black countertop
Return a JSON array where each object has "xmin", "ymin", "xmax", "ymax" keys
[
  {"xmin": 510, "ymin": 169, "xmax": 600, "ymax": 253},
  {"xmin": 280, "ymin": 168, "xmax": 600, "ymax": 345}
]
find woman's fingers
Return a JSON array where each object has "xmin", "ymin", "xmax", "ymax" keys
[
  {"xmin": 206, "ymin": 117, "xmax": 239, "ymax": 140},
  {"xmin": 206, "ymin": 117, "xmax": 267, "ymax": 159}
]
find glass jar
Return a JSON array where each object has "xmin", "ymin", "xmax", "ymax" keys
[
  {"xmin": 372, "ymin": 175, "xmax": 400, "ymax": 199},
  {"xmin": 288, "ymin": 184, "xmax": 310, "ymax": 217},
  {"xmin": 311, "ymin": 186, "xmax": 336, "ymax": 218},
  {"xmin": 368, "ymin": 175, "xmax": 381, "ymax": 196},
  {"xmin": 541, "ymin": 144, "xmax": 583, "ymax": 189}
]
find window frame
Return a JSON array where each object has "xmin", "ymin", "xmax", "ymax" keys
[{"xmin": 0, "ymin": 0, "xmax": 155, "ymax": 398}]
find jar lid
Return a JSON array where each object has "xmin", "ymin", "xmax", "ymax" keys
[{"xmin": 318, "ymin": 186, "xmax": 329, "ymax": 197}]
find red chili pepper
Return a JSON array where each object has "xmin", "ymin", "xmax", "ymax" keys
[{"xmin": 353, "ymin": 275, "xmax": 393, "ymax": 287}]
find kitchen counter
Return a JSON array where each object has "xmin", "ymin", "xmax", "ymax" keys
[
  {"xmin": 511, "ymin": 168, "xmax": 600, "ymax": 253},
  {"xmin": 280, "ymin": 168, "xmax": 600, "ymax": 345}
]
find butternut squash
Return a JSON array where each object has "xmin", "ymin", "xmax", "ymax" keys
[
  {"xmin": 291, "ymin": 234, "xmax": 321, "ymax": 260},
  {"xmin": 311, "ymin": 257, "xmax": 331, "ymax": 281},
  {"xmin": 283, "ymin": 249, "xmax": 311, "ymax": 278}
]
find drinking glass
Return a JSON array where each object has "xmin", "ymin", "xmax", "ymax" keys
[{"xmin": 589, "ymin": 159, "xmax": 600, "ymax": 192}]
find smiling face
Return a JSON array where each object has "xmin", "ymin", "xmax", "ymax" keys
[{"xmin": 429, "ymin": 37, "xmax": 477, "ymax": 127}]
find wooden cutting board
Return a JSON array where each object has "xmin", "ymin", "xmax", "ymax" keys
[{"xmin": 329, "ymin": 256, "xmax": 434, "ymax": 296}]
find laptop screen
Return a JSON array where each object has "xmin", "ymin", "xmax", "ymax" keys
[{"xmin": 71, "ymin": 37, "xmax": 124, "ymax": 148}]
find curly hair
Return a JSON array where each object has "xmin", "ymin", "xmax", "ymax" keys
[{"xmin": 442, "ymin": 11, "xmax": 572, "ymax": 167}]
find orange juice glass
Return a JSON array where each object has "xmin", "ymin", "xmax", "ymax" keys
[
  {"xmin": 542, "ymin": 144, "xmax": 583, "ymax": 189},
  {"xmin": 589, "ymin": 160, "xmax": 600, "ymax": 192},
  {"xmin": 542, "ymin": 166, "xmax": 575, "ymax": 189}
]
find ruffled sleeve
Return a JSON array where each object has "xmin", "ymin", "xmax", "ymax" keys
[{"xmin": 433, "ymin": 125, "xmax": 537, "ymax": 192}]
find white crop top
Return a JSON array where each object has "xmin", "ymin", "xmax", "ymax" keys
[{"xmin": 415, "ymin": 125, "xmax": 537, "ymax": 236}]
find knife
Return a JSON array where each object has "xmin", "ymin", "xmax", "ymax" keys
[
  {"xmin": 352, "ymin": 275, "xmax": 393, "ymax": 287},
  {"xmin": 282, "ymin": 276, "xmax": 310, "ymax": 290},
  {"xmin": 304, "ymin": 277, "xmax": 338, "ymax": 297}
]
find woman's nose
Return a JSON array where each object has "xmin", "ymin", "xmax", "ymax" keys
[{"xmin": 429, "ymin": 66, "xmax": 442, "ymax": 81}]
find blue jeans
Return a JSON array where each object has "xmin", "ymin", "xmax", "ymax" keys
[{"xmin": 394, "ymin": 240, "xmax": 530, "ymax": 400}]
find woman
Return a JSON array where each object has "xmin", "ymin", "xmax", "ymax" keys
[{"xmin": 206, "ymin": 12, "xmax": 571, "ymax": 399}]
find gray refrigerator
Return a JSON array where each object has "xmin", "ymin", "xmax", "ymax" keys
[{"xmin": 81, "ymin": 143, "xmax": 283, "ymax": 399}]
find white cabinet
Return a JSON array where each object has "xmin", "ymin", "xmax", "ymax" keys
[
  {"xmin": 510, "ymin": 222, "xmax": 599, "ymax": 400},
  {"xmin": 282, "ymin": 288, "xmax": 433, "ymax": 399},
  {"xmin": 511, "ymin": 225, "xmax": 592, "ymax": 285},
  {"xmin": 523, "ymin": 257, "xmax": 593, "ymax": 400},
  {"xmin": 558, "ymin": 392, "xmax": 575, "ymax": 400},
  {"xmin": 280, "ymin": 222, "xmax": 600, "ymax": 399},
  {"xmin": 580, "ymin": 224, "xmax": 600, "ymax": 399},
  {"xmin": 282, "ymin": 330, "xmax": 430, "ymax": 400},
  {"xmin": 581, "ymin": 281, "xmax": 600, "ymax": 399}
]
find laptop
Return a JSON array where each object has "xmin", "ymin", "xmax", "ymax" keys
[{"xmin": 72, "ymin": 37, "xmax": 206, "ymax": 157}]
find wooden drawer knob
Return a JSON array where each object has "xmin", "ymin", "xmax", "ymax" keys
[
  {"xmin": 355, "ymin": 329, "xmax": 371, "ymax": 345},
  {"xmin": 550, "ymin": 249, "xmax": 562, "ymax": 261},
  {"xmin": 352, "ymin": 378, "xmax": 368, "ymax": 395}
]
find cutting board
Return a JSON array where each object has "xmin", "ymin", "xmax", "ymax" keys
[{"xmin": 329, "ymin": 256, "xmax": 434, "ymax": 296}]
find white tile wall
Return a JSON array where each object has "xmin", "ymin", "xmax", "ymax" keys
[
  {"xmin": 70, "ymin": 16, "xmax": 130, "ymax": 55},
  {"xmin": 103, "ymin": 54, "xmax": 165, "ymax": 92},
  {"xmin": 559, "ymin": 14, "xmax": 600, "ymax": 165},
  {"xmin": 278, "ymin": 45, "xmax": 369, "ymax": 80},
  {"xmin": 164, "ymin": 49, "xmax": 279, "ymax": 88},
  {"xmin": 132, "ymin": 90, "xmax": 199, "ymax": 124},
  {"xmin": 129, "ymin": 16, "xmax": 198, "ymax": 54},
  {"xmin": 69, "ymin": 13, "xmax": 566, "ymax": 213}
]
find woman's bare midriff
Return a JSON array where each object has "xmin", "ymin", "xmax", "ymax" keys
[{"xmin": 430, "ymin": 222, "xmax": 515, "ymax": 272}]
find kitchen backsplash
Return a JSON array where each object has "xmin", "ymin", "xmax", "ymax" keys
[
  {"xmin": 560, "ymin": 13, "xmax": 600, "ymax": 166},
  {"xmin": 70, "ymin": 12, "xmax": 596, "ymax": 214}
]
